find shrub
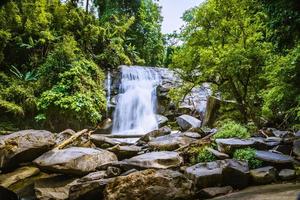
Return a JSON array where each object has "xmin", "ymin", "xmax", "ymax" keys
[
  {"xmin": 189, "ymin": 146, "xmax": 217, "ymax": 164},
  {"xmin": 233, "ymin": 148, "xmax": 263, "ymax": 169},
  {"xmin": 214, "ymin": 120, "xmax": 250, "ymax": 139}
]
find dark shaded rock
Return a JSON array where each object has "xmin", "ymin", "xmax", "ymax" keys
[
  {"xmin": 106, "ymin": 166, "xmax": 121, "ymax": 177},
  {"xmin": 122, "ymin": 151, "xmax": 183, "ymax": 169},
  {"xmin": 34, "ymin": 175, "xmax": 76, "ymax": 200},
  {"xmin": 295, "ymin": 130, "xmax": 300, "ymax": 138},
  {"xmin": 137, "ymin": 126, "xmax": 171, "ymax": 144},
  {"xmin": 148, "ymin": 133, "xmax": 195, "ymax": 151},
  {"xmin": 90, "ymin": 135, "xmax": 121, "ymax": 148},
  {"xmin": 0, "ymin": 186, "xmax": 19, "ymax": 200},
  {"xmin": 34, "ymin": 147, "xmax": 118, "ymax": 175},
  {"xmin": 273, "ymin": 145, "xmax": 292, "ymax": 155},
  {"xmin": 255, "ymin": 150, "xmax": 294, "ymax": 165},
  {"xmin": 216, "ymin": 138, "xmax": 255, "ymax": 153},
  {"xmin": 176, "ymin": 115, "xmax": 201, "ymax": 131},
  {"xmin": 107, "ymin": 145, "xmax": 141, "ymax": 160},
  {"xmin": 199, "ymin": 186, "xmax": 233, "ymax": 198},
  {"xmin": 272, "ymin": 130, "xmax": 292, "ymax": 138},
  {"xmin": 278, "ymin": 169, "xmax": 296, "ymax": 180},
  {"xmin": 156, "ymin": 114, "xmax": 169, "ymax": 128},
  {"xmin": 251, "ymin": 137, "xmax": 281, "ymax": 150},
  {"xmin": 293, "ymin": 139, "xmax": 300, "ymax": 157},
  {"xmin": 206, "ymin": 147, "xmax": 229, "ymax": 159},
  {"xmin": 0, "ymin": 166, "xmax": 40, "ymax": 188},
  {"xmin": 94, "ymin": 118, "xmax": 113, "ymax": 134},
  {"xmin": 0, "ymin": 130, "xmax": 56, "ymax": 169},
  {"xmin": 69, "ymin": 176, "xmax": 114, "ymax": 200},
  {"xmin": 183, "ymin": 132, "xmax": 202, "ymax": 139},
  {"xmin": 104, "ymin": 169, "xmax": 193, "ymax": 200},
  {"xmin": 185, "ymin": 159, "xmax": 249, "ymax": 189},
  {"xmin": 250, "ymin": 166, "xmax": 277, "ymax": 184}
]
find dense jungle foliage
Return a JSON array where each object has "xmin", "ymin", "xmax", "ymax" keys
[
  {"xmin": 0, "ymin": 0, "xmax": 163, "ymax": 131},
  {"xmin": 168, "ymin": 0, "xmax": 300, "ymax": 130},
  {"xmin": 0, "ymin": 0, "xmax": 299, "ymax": 132}
]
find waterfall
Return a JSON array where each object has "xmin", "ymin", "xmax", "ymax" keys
[{"xmin": 112, "ymin": 66, "xmax": 161, "ymax": 135}]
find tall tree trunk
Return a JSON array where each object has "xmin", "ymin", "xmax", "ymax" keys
[{"xmin": 86, "ymin": 0, "xmax": 89, "ymax": 12}]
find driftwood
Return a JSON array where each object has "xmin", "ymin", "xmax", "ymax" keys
[{"xmin": 53, "ymin": 129, "xmax": 89, "ymax": 150}]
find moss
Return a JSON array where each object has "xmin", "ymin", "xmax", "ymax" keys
[
  {"xmin": 233, "ymin": 148, "xmax": 263, "ymax": 169},
  {"xmin": 214, "ymin": 120, "xmax": 250, "ymax": 139},
  {"xmin": 188, "ymin": 145, "xmax": 217, "ymax": 165}
]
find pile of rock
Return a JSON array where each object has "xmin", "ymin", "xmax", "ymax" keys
[{"xmin": 0, "ymin": 122, "xmax": 299, "ymax": 200}]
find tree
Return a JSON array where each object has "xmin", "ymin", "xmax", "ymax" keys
[{"xmin": 171, "ymin": 0, "xmax": 271, "ymax": 124}]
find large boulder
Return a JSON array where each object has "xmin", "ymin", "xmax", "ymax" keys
[
  {"xmin": 216, "ymin": 138, "xmax": 255, "ymax": 154},
  {"xmin": 121, "ymin": 151, "xmax": 183, "ymax": 169},
  {"xmin": 104, "ymin": 169, "xmax": 193, "ymax": 200},
  {"xmin": 90, "ymin": 135, "xmax": 121, "ymax": 148},
  {"xmin": 0, "ymin": 130, "xmax": 55, "ymax": 169},
  {"xmin": 148, "ymin": 133, "xmax": 195, "ymax": 151},
  {"xmin": 185, "ymin": 159, "xmax": 249, "ymax": 189},
  {"xmin": 0, "ymin": 166, "xmax": 40, "ymax": 188},
  {"xmin": 34, "ymin": 175, "xmax": 76, "ymax": 200},
  {"xmin": 278, "ymin": 169, "xmax": 296, "ymax": 181},
  {"xmin": 34, "ymin": 147, "xmax": 118, "ymax": 175},
  {"xmin": 255, "ymin": 150, "xmax": 294, "ymax": 165},
  {"xmin": 107, "ymin": 145, "xmax": 142, "ymax": 160},
  {"xmin": 176, "ymin": 115, "xmax": 201, "ymax": 131},
  {"xmin": 137, "ymin": 126, "xmax": 171, "ymax": 144},
  {"xmin": 249, "ymin": 166, "xmax": 277, "ymax": 184},
  {"xmin": 156, "ymin": 114, "xmax": 169, "ymax": 127}
]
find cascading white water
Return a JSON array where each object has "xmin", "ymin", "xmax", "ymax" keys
[
  {"xmin": 112, "ymin": 66, "xmax": 161, "ymax": 135},
  {"xmin": 106, "ymin": 70, "xmax": 111, "ymax": 116}
]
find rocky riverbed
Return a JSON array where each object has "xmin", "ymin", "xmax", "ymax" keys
[{"xmin": 0, "ymin": 116, "xmax": 300, "ymax": 200}]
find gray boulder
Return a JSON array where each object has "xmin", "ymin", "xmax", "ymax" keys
[
  {"xmin": 185, "ymin": 159, "xmax": 249, "ymax": 189},
  {"xmin": 250, "ymin": 166, "xmax": 277, "ymax": 184},
  {"xmin": 278, "ymin": 169, "xmax": 296, "ymax": 181},
  {"xmin": 176, "ymin": 115, "xmax": 201, "ymax": 131},
  {"xmin": 216, "ymin": 138, "xmax": 255, "ymax": 153},
  {"xmin": 104, "ymin": 169, "xmax": 193, "ymax": 200},
  {"xmin": 137, "ymin": 126, "xmax": 171, "ymax": 144},
  {"xmin": 199, "ymin": 186, "xmax": 233, "ymax": 198},
  {"xmin": 156, "ymin": 114, "xmax": 169, "ymax": 128},
  {"xmin": 148, "ymin": 133, "xmax": 195, "ymax": 151},
  {"xmin": 122, "ymin": 151, "xmax": 183, "ymax": 169},
  {"xmin": 0, "ymin": 130, "xmax": 55, "ymax": 169},
  {"xmin": 90, "ymin": 135, "xmax": 121, "ymax": 148},
  {"xmin": 255, "ymin": 150, "xmax": 294, "ymax": 165},
  {"xmin": 34, "ymin": 147, "xmax": 117, "ymax": 175},
  {"xmin": 107, "ymin": 145, "xmax": 142, "ymax": 160}
]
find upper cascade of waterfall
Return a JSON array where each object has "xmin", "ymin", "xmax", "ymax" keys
[{"xmin": 112, "ymin": 66, "xmax": 162, "ymax": 135}]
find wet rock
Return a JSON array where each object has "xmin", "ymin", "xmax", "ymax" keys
[
  {"xmin": 94, "ymin": 118, "xmax": 113, "ymax": 134},
  {"xmin": 90, "ymin": 135, "xmax": 121, "ymax": 148},
  {"xmin": 137, "ymin": 126, "xmax": 171, "ymax": 144},
  {"xmin": 0, "ymin": 166, "xmax": 40, "ymax": 188},
  {"xmin": 55, "ymin": 129, "xmax": 75, "ymax": 144},
  {"xmin": 216, "ymin": 138, "xmax": 255, "ymax": 153},
  {"xmin": 0, "ymin": 186, "xmax": 19, "ymax": 200},
  {"xmin": 0, "ymin": 130, "xmax": 55, "ymax": 169},
  {"xmin": 185, "ymin": 161, "xmax": 223, "ymax": 189},
  {"xmin": 251, "ymin": 137, "xmax": 281, "ymax": 150},
  {"xmin": 293, "ymin": 139, "xmax": 300, "ymax": 157},
  {"xmin": 156, "ymin": 114, "xmax": 169, "ymax": 127},
  {"xmin": 250, "ymin": 166, "xmax": 277, "ymax": 184},
  {"xmin": 278, "ymin": 169, "xmax": 296, "ymax": 180},
  {"xmin": 34, "ymin": 147, "xmax": 118, "ymax": 175},
  {"xmin": 273, "ymin": 145, "xmax": 292, "ymax": 155},
  {"xmin": 34, "ymin": 175, "xmax": 76, "ymax": 200},
  {"xmin": 148, "ymin": 133, "xmax": 195, "ymax": 151},
  {"xmin": 185, "ymin": 159, "xmax": 249, "ymax": 189},
  {"xmin": 255, "ymin": 150, "xmax": 294, "ymax": 165},
  {"xmin": 122, "ymin": 151, "xmax": 183, "ymax": 169},
  {"xmin": 104, "ymin": 169, "xmax": 193, "ymax": 200},
  {"xmin": 69, "ymin": 175, "xmax": 114, "ymax": 200},
  {"xmin": 199, "ymin": 186, "xmax": 233, "ymax": 198},
  {"xmin": 107, "ymin": 145, "xmax": 142, "ymax": 160},
  {"xmin": 183, "ymin": 132, "xmax": 202, "ymax": 139},
  {"xmin": 176, "ymin": 115, "xmax": 201, "ymax": 131},
  {"xmin": 206, "ymin": 147, "xmax": 229, "ymax": 159}
]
